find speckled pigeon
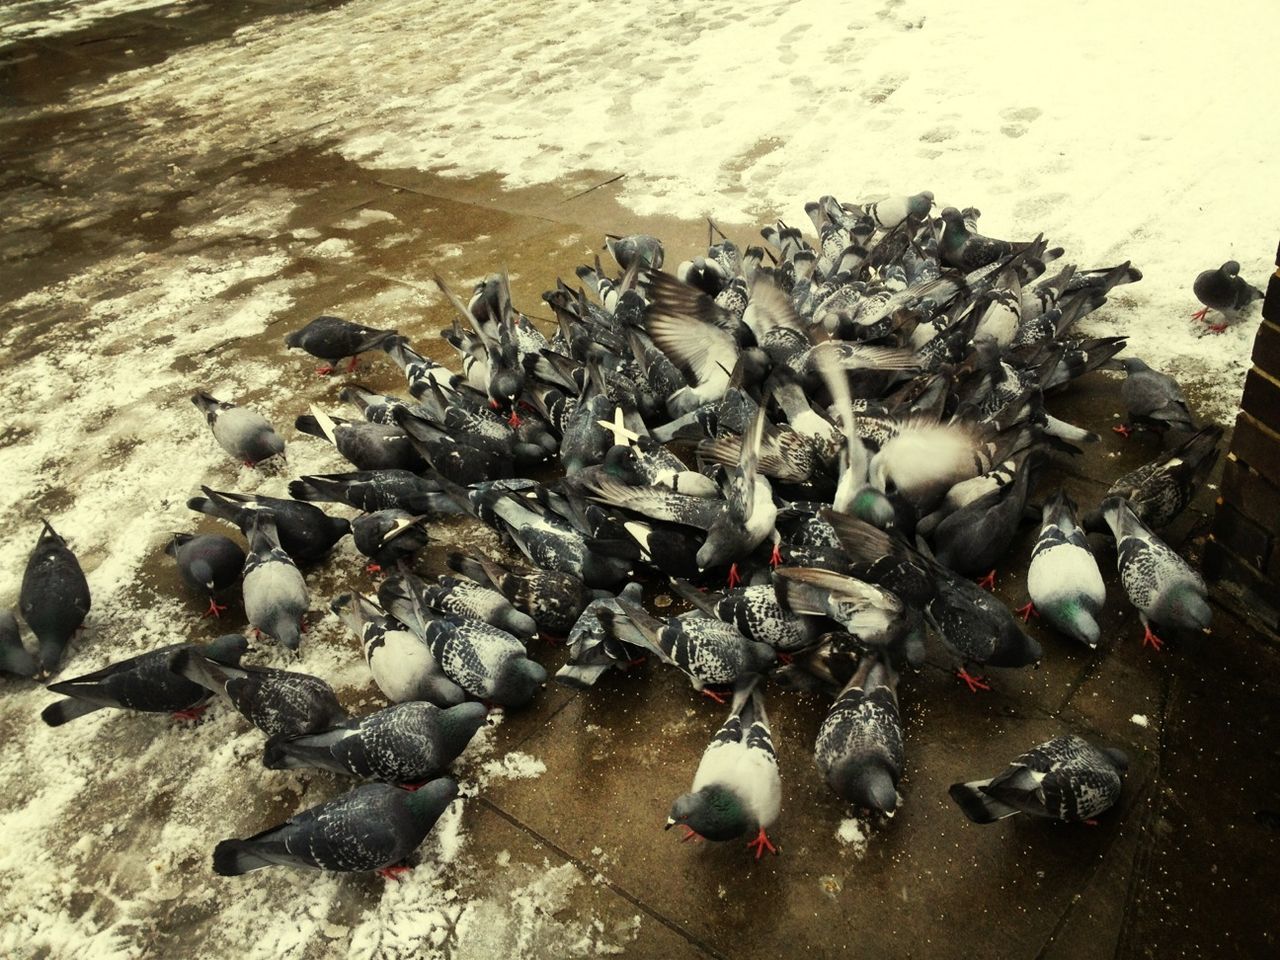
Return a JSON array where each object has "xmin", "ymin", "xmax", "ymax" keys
[{"xmin": 814, "ymin": 657, "xmax": 903, "ymax": 814}]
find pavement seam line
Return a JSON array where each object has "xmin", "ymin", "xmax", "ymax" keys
[{"xmin": 475, "ymin": 795, "xmax": 730, "ymax": 960}]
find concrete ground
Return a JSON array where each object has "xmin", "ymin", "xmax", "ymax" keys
[{"xmin": 3, "ymin": 4, "xmax": 1280, "ymax": 959}]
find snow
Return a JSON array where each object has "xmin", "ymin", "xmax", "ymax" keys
[
  {"xmin": 0, "ymin": 0, "xmax": 188, "ymax": 41},
  {"xmin": 836, "ymin": 818, "xmax": 870, "ymax": 859},
  {"xmin": 1131, "ymin": 714, "xmax": 1151, "ymax": 728}
]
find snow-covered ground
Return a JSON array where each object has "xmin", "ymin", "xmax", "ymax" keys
[{"xmin": 2, "ymin": 0, "xmax": 1278, "ymax": 957}]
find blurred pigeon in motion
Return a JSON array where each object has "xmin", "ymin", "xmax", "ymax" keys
[
  {"xmin": 814, "ymin": 657, "xmax": 903, "ymax": 814},
  {"xmin": 606, "ymin": 233, "xmax": 664, "ymax": 271},
  {"xmin": 1101, "ymin": 496, "xmax": 1211, "ymax": 650},
  {"xmin": 213, "ymin": 778, "xmax": 458, "ymax": 877},
  {"xmin": 165, "ymin": 532, "xmax": 245, "ymax": 618},
  {"xmin": 284, "ymin": 315, "xmax": 397, "ymax": 375},
  {"xmin": 262, "ymin": 701, "xmax": 487, "ymax": 785},
  {"xmin": 171, "ymin": 648, "xmax": 347, "ymax": 739},
  {"xmin": 187, "ymin": 486, "xmax": 350, "ymax": 565},
  {"xmin": 667, "ymin": 678, "xmax": 781, "ymax": 858},
  {"xmin": 1088, "ymin": 425, "xmax": 1222, "ymax": 531},
  {"xmin": 1192, "ymin": 261, "xmax": 1263, "ymax": 331},
  {"xmin": 241, "ymin": 512, "xmax": 309, "ymax": 651},
  {"xmin": 1113, "ymin": 358, "xmax": 1195, "ymax": 438},
  {"xmin": 0, "ymin": 610, "xmax": 38, "ymax": 678},
  {"xmin": 555, "ymin": 582, "xmax": 647, "ymax": 689},
  {"xmin": 332, "ymin": 591, "xmax": 466, "ymax": 707},
  {"xmin": 949, "ymin": 734, "xmax": 1128, "ymax": 824},
  {"xmin": 41, "ymin": 634, "xmax": 248, "ymax": 726},
  {"xmin": 20, "ymin": 520, "xmax": 91, "ymax": 676},
  {"xmin": 191, "ymin": 391, "xmax": 286, "ymax": 467},
  {"xmin": 773, "ymin": 567, "xmax": 912, "ymax": 652},
  {"xmin": 1022, "ymin": 490, "xmax": 1105, "ymax": 648}
]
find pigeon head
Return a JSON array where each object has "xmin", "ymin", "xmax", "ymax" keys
[
  {"xmin": 907, "ymin": 191, "xmax": 935, "ymax": 218},
  {"xmin": 187, "ymin": 557, "xmax": 216, "ymax": 592},
  {"xmin": 666, "ymin": 786, "xmax": 748, "ymax": 842},
  {"xmin": 1049, "ymin": 597, "xmax": 1101, "ymax": 649},
  {"xmin": 1221, "ymin": 261, "xmax": 1240, "ymax": 277},
  {"xmin": 439, "ymin": 701, "xmax": 490, "ymax": 755},
  {"xmin": 602, "ymin": 444, "xmax": 641, "ymax": 481},
  {"xmin": 1116, "ymin": 358, "xmax": 1151, "ymax": 374},
  {"xmin": 833, "ymin": 761, "xmax": 899, "ymax": 814},
  {"xmin": 1160, "ymin": 584, "xmax": 1212, "ymax": 634},
  {"xmin": 850, "ymin": 486, "xmax": 899, "ymax": 532},
  {"xmin": 1102, "ymin": 748, "xmax": 1130, "ymax": 772},
  {"xmin": 490, "ymin": 657, "xmax": 547, "ymax": 708},
  {"xmin": 206, "ymin": 633, "xmax": 250, "ymax": 666},
  {"xmin": 406, "ymin": 777, "xmax": 460, "ymax": 824},
  {"xmin": 746, "ymin": 640, "xmax": 779, "ymax": 673},
  {"xmin": 695, "ymin": 525, "xmax": 738, "ymax": 572},
  {"xmin": 989, "ymin": 624, "xmax": 1042, "ymax": 669},
  {"xmin": 938, "ymin": 207, "xmax": 965, "ymax": 226}
]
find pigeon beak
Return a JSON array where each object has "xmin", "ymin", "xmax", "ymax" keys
[{"xmin": 664, "ymin": 817, "xmax": 677, "ymax": 830}]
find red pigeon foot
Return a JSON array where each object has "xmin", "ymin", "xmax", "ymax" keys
[
  {"xmin": 746, "ymin": 828, "xmax": 778, "ymax": 860},
  {"xmin": 366, "ymin": 563, "xmax": 382, "ymax": 574},
  {"xmin": 1111, "ymin": 424, "xmax": 1132, "ymax": 439},
  {"xmin": 769, "ymin": 544, "xmax": 783, "ymax": 567},
  {"xmin": 346, "ymin": 356, "xmax": 360, "ymax": 372},
  {"xmin": 1141, "ymin": 624, "xmax": 1164, "ymax": 651},
  {"xmin": 1190, "ymin": 307, "xmax": 1209, "ymax": 322},
  {"xmin": 1016, "ymin": 602, "xmax": 1037, "ymax": 623},
  {"xmin": 700, "ymin": 688, "xmax": 729, "ymax": 705},
  {"xmin": 956, "ymin": 669, "xmax": 992, "ymax": 693},
  {"xmin": 314, "ymin": 365, "xmax": 334, "ymax": 376},
  {"xmin": 680, "ymin": 826, "xmax": 702, "ymax": 844},
  {"xmin": 1208, "ymin": 323, "xmax": 1227, "ymax": 334},
  {"xmin": 376, "ymin": 865, "xmax": 411, "ymax": 881},
  {"xmin": 171, "ymin": 704, "xmax": 209, "ymax": 722},
  {"xmin": 203, "ymin": 599, "xmax": 228, "ymax": 619},
  {"xmin": 507, "ymin": 411, "xmax": 522, "ymax": 428},
  {"xmin": 727, "ymin": 563, "xmax": 742, "ymax": 589},
  {"xmin": 976, "ymin": 570, "xmax": 996, "ymax": 591}
]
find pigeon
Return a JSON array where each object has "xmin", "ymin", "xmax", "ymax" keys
[
  {"xmin": 294, "ymin": 409, "xmax": 425, "ymax": 472},
  {"xmin": 928, "ymin": 569, "xmax": 1043, "ymax": 692},
  {"xmin": 865, "ymin": 191, "xmax": 934, "ymax": 231},
  {"xmin": 0, "ymin": 610, "xmax": 38, "ymax": 678},
  {"xmin": 1113, "ymin": 358, "xmax": 1196, "ymax": 437},
  {"xmin": 164, "ymin": 532, "xmax": 245, "ymax": 618},
  {"xmin": 284, "ymin": 315, "xmax": 397, "ymax": 374},
  {"xmin": 41, "ymin": 634, "xmax": 249, "ymax": 726},
  {"xmin": 666, "ymin": 678, "xmax": 781, "ymax": 858},
  {"xmin": 1192, "ymin": 261, "xmax": 1263, "ymax": 330},
  {"xmin": 187, "ymin": 486, "xmax": 350, "ymax": 565},
  {"xmin": 773, "ymin": 567, "xmax": 912, "ymax": 652},
  {"xmin": 414, "ymin": 573, "xmax": 538, "ymax": 639},
  {"xmin": 289, "ymin": 470, "xmax": 459, "ymax": 517},
  {"xmin": 241, "ymin": 512, "xmax": 309, "ymax": 651},
  {"xmin": 262, "ymin": 701, "xmax": 488, "ymax": 785},
  {"xmin": 949, "ymin": 734, "xmax": 1128, "ymax": 824},
  {"xmin": 555, "ymin": 582, "xmax": 648, "ymax": 688},
  {"xmin": 213, "ymin": 778, "xmax": 458, "ymax": 877},
  {"xmin": 350, "ymin": 511, "xmax": 431, "ymax": 573},
  {"xmin": 414, "ymin": 610, "xmax": 546, "ymax": 708},
  {"xmin": 191, "ymin": 391, "xmax": 286, "ymax": 467},
  {"xmin": 868, "ymin": 422, "xmax": 992, "ymax": 512},
  {"xmin": 170, "ymin": 648, "xmax": 348, "ymax": 739},
  {"xmin": 1100, "ymin": 496, "xmax": 1211, "ymax": 650},
  {"xmin": 600, "ymin": 598, "xmax": 776, "ymax": 701},
  {"xmin": 332, "ymin": 592, "xmax": 466, "ymax": 707},
  {"xmin": 928, "ymin": 451, "xmax": 1036, "ymax": 581},
  {"xmin": 20, "ymin": 520, "xmax": 91, "ymax": 676},
  {"xmin": 1022, "ymin": 490, "xmax": 1106, "ymax": 648},
  {"xmin": 1088, "ymin": 425, "xmax": 1223, "ymax": 532},
  {"xmin": 814, "ymin": 657, "xmax": 903, "ymax": 813},
  {"xmin": 447, "ymin": 552, "xmax": 589, "ymax": 637},
  {"xmin": 606, "ymin": 233, "xmax": 664, "ymax": 271},
  {"xmin": 381, "ymin": 334, "xmax": 461, "ymax": 398},
  {"xmin": 669, "ymin": 578, "xmax": 817, "ymax": 654}
]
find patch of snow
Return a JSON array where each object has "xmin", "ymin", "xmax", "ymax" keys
[
  {"xmin": 334, "ymin": 209, "xmax": 398, "ymax": 230},
  {"xmin": 836, "ymin": 818, "xmax": 869, "ymax": 859},
  {"xmin": 1131, "ymin": 713, "xmax": 1150, "ymax": 728},
  {"xmin": 310, "ymin": 237, "xmax": 355, "ymax": 259},
  {"xmin": 0, "ymin": 0, "xmax": 190, "ymax": 41}
]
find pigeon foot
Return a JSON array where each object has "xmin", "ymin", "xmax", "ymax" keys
[
  {"xmin": 700, "ymin": 687, "xmax": 730, "ymax": 705},
  {"xmin": 1111, "ymin": 424, "xmax": 1132, "ymax": 439},
  {"xmin": 171, "ymin": 704, "xmax": 208, "ymax": 722},
  {"xmin": 1141, "ymin": 624, "xmax": 1164, "ymax": 652},
  {"xmin": 976, "ymin": 570, "xmax": 996, "ymax": 591},
  {"xmin": 1208, "ymin": 323, "xmax": 1227, "ymax": 334},
  {"xmin": 680, "ymin": 826, "xmax": 702, "ymax": 844},
  {"xmin": 727, "ymin": 563, "xmax": 742, "ymax": 589},
  {"xmin": 746, "ymin": 827, "xmax": 778, "ymax": 860},
  {"xmin": 1016, "ymin": 602, "xmax": 1037, "ymax": 623},
  {"xmin": 203, "ymin": 598, "xmax": 228, "ymax": 619},
  {"xmin": 346, "ymin": 356, "xmax": 360, "ymax": 372},
  {"xmin": 376, "ymin": 864, "xmax": 411, "ymax": 881},
  {"xmin": 315, "ymin": 365, "xmax": 335, "ymax": 376},
  {"xmin": 1190, "ymin": 307, "xmax": 1209, "ymax": 322},
  {"xmin": 769, "ymin": 543, "xmax": 783, "ymax": 567},
  {"xmin": 366, "ymin": 563, "xmax": 382, "ymax": 574},
  {"xmin": 956, "ymin": 668, "xmax": 992, "ymax": 693}
]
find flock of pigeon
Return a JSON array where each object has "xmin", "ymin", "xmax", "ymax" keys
[{"xmin": 1, "ymin": 192, "xmax": 1252, "ymax": 875}]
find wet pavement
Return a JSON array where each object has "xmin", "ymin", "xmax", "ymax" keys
[{"xmin": 3, "ymin": 5, "xmax": 1280, "ymax": 959}]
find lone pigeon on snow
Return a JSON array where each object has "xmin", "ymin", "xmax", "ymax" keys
[
  {"xmin": 213, "ymin": 779, "xmax": 458, "ymax": 877},
  {"xmin": 949, "ymin": 734, "xmax": 1128, "ymax": 824},
  {"xmin": 1192, "ymin": 261, "xmax": 1263, "ymax": 331}
]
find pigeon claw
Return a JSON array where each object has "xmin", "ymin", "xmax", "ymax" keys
[
  {"xmin": 1190, "ymin": 307, "xmax": 1210, "ymax": 322},
  {"xmin": 314, "ymin": 364, "xmax": 335, "ymax": 376},
  {"xmin": 346, "ymin": 356, "xmax": 360, "ymax": 372},
  {"xmin": 680, "ymin": 826, "xmax": 703, "ymax": 844},
  {"xmin": 171, "ymin": 704, "xmax": 209, "ymax": 722},
  {"xmin": 1111, "ymin": 424, "xmax": 1132, "ymax": 439},
  {"xmin": 1016, "ymin": 601, "xmax": 1037, "ymax": 623},
  {"xmin": 1141, "ymin": 624, "xmax": 1164, "ymax": 652},
  {"xmin": 203, "ymin": 598, "xmax": 229, "ymax": 619},
  {"xmin": 507, "ymin": 410, "xmax": 523, "ymax": 428},
  {"xmin": 366, "ymin": 563, "xmax": 383, "ymax": 575},
  {"xmin": 976, "ymin": 570, "xmax": 997, "ymax": 591},
  {"xmin": 746, "ymin": 827, "xmax": 778, "ymax": 860},
  {"xmin": 1208, "ymin": 323, "xmax": 1227, "ymax": 334},
  {"xmin": 700, "ymin": 687, "xmax": 730, "ymax": 705},
  {"xmin": 727, "ymin": 563, "xmax": 742, "ymax": 589},
  {"xmin": 769, "ymin": 543, "xmax": 783, "ymax": 568},
  {"xmin": 956, "ymin": 668, "xmax": 992, "ymax": 693},
  {"xmin": 376, "ymin": 864, "xmax": 411, "ymax": 881}
]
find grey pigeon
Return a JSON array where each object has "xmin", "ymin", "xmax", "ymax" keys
[
  {"xmin": 289, "ymin": 470, "xmax": 458, "ymax": 517},
  {"xmin": 666, "ymin": 678, "xmax": 781, "ymax": 858},
  {"xmin": 448, "ymin": 552, "xmax": 590, "ymax": 637},
  {"xmin": 929, "ymin": 451, "xmax": 1035, "ymax": 580},
  {"xmin": 241, "ymin": 512, "xmax": 309, "ymax": 650},
  {"xmin": 864, "ymin": 191, "xmax": 934, "ymax": 231},
  {"xmin": 1023, "ymin": 491, "xmax": 1105, "ymax": 648},
  {"xmin": 331, "ymin": 592, "xmax": 466, "ymax": 707},
  {"xmin": 928, "ymin": 570, "xmax": 1042, "ymax": 692},
  {"xmin": 1114, "ymin": 358, "xmax": 1196, "ymax": 436},
  {"xmin": 213, "ymin": 779, "xmax": 458, "ymax": 877},
  {"xmin": 1101, "ymin": 496, "xmax": 1211, "ymax": 650},
  {"xmin": 0, "ymin": 610, "xmax": 38, "ymax": 678},
  {"xmin": 171, "ymin": 648, "xmax": 347, "ymax": 739},
  {"xmin": 414, "ymin": 574, "xmax": 537, "ymax": 639},
  {"xmin": 41, "ymin": 634, "xmax": 248, "ymax": 726},
  {"xmin": 262, "ymin": 701, "xmax": 487, "ymax": 784},
  {"xmin": 938, "ymin": 207, "xmax": 1061, "ymax": 271},
  {"xmin": 187, "ymin": 486, "xmax": 350, "ymax": 565},
  {"xmin": 554, "ymin": 582, "xmax": 648, "ymax": 689},
  {"xmin": 606, "ymin": 233, "xmax": 664, "ymax": 271},
  {"xmin": 949, "ymin": 734, "xmax": 1128, "ymax": 824},
  {"xmin": 284, "ymin": 315, "xmax": 397, "ymax": 374},
  {"xmin": 191, "ymin": 391, "xmax": 286, "ymax": 467},
  {"xmin": 1088, "ymin": 425, "xmax": 1222, "ymax": 531},
  {"xmin": 165, "ymin": 532, "xmax": 245, "ymax": 618},
  {"xmin": 814, "ymin": 657, "xmax": 903, "ymax": 813},
  {"xmin": 600, "ymin": 598, "xmax": 775, "ymax": 701},
  {"xmin": 20, "ymin": 520, "xmax": 91, "ymax": 676},
  {"xmin": 670, "ymin": 578, "xmax": 816, "ymax": 654},
  {"xmin": 351, "ymin": 510, "xmax": 431, "ymax": 573},
  {"xmin": 1192, "ymin": 260, "xmax": 1263, "ymax": 329}
]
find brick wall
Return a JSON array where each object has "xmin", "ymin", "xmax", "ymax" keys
[{"xmin": 1204, "ymin": 241, "xmax": 1280, "ymax": 637}]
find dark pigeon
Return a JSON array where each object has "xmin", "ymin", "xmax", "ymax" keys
[
  {"xmin": 814, "ymin": 657, "xmax": 903, "ymax": 814},
  {"xmin": 20, "ymin": 520, "xmax": 91, "ymax": 676},
  {"xmin": 0, "ymin": 610, "xmax": 38, "ymax": 678},
  {"xmin": 284, "ymin": 315, "xmax": 397, "ymax": 374},
  {"xmin": 165, "ymin": 532, "xmax": 245, "ymax": 619},
  {"xmin": 187, "ymin": 486, "xmax": 350, "ymax": 565}
]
